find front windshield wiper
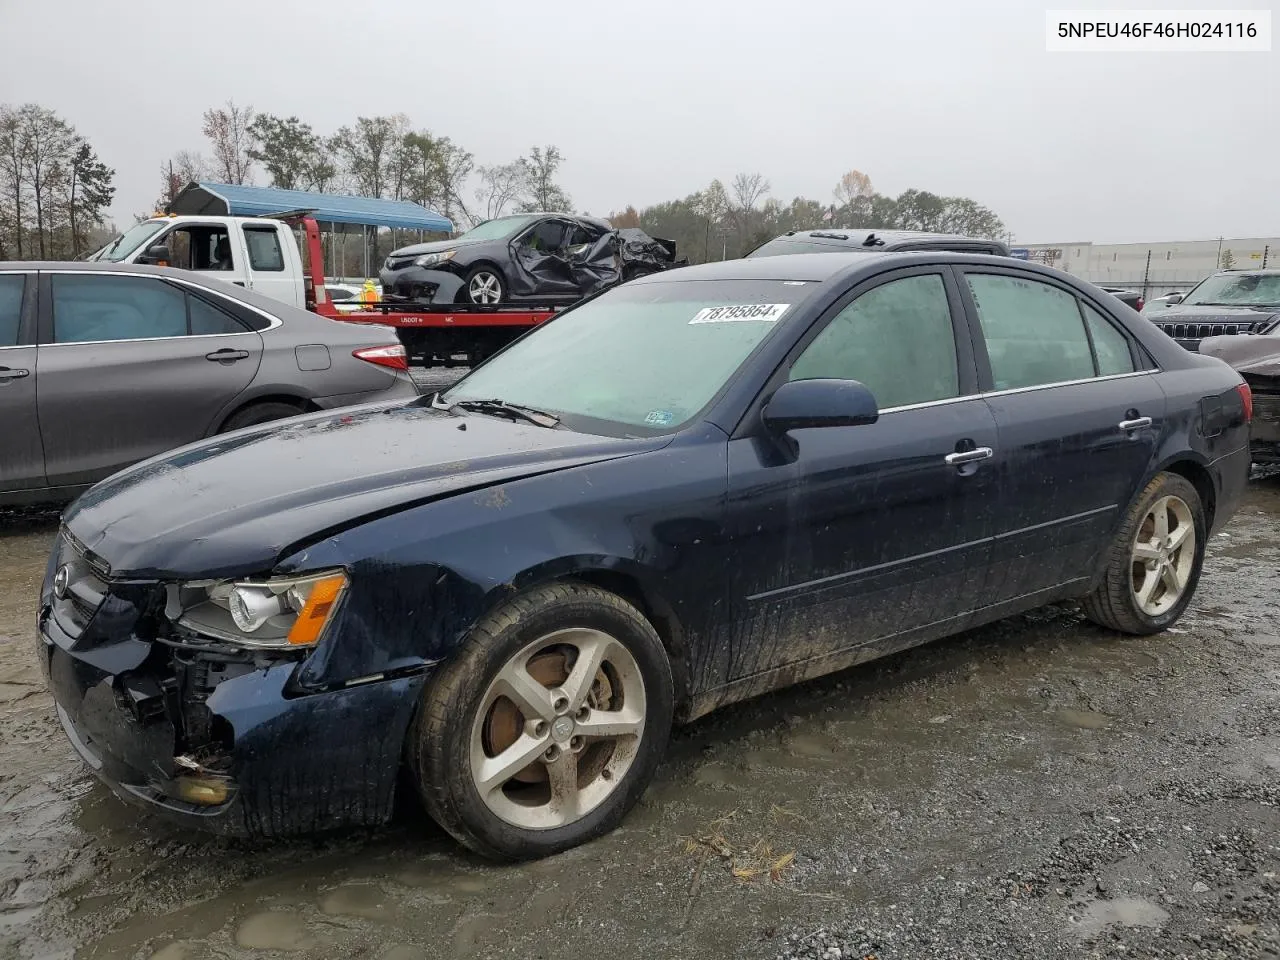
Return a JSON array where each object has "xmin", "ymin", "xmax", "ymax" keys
[{"xmin": 435, "ymin": 394, "xmax": 560, "ymax": 428}]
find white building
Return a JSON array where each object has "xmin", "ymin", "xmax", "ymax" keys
[{"xmin": 1013, "ymin": 236, "xmax": 1279, "ymax": 297}]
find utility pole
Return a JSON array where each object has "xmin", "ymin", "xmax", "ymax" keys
[{"xmin": 1216, "ymin": 236, "xmax": 1224, "ymax": 268}]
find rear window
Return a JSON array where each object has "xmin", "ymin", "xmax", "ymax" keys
[
  {"xmin": 243, "ymin": 227, "xmax": 285, "ymax": 271},
  {"xmin": 748, "ymin": 238, "xmax": 865, "ymax": 258}
]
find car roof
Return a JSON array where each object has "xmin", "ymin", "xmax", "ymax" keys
[
  {"xmin": 763, "ymin": 228, "xmax": 1005, "ymax": 249},
  {"xmin": 629, "ymin": 249, "xmax": 1026, "ymax": 286}
]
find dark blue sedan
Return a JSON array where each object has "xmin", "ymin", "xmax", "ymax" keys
[{"xmin": 39, "ymin": 251, "xmax": 1252, "ymax": 860}]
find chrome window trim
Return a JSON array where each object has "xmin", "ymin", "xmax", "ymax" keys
[
  {"xmin": 876, "ymin": 369, "xmax": 1160, "ymax": 416},
  {"xmin": 39, "ymin": 269, "xmax": 283, "ymax": 347}
]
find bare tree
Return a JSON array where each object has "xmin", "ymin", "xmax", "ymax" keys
[
  {"xmin": 202, "ymin": 100, "xmax": 255, "ymax": 184},
  {"xmin": 832, "ymin": 169, "xmax": 874, "ymax": 207},
  {"xmin": 17, "ymin": 104, "xmax": 74, "ymax": 257},
  {"xmin": 517, "ymin": 145, "xmax": 572, "ymax": 213},
  {"xmin": 474, "ymin": 162, "xmax": 527, "ymax": 221},
  {"xmin": 331, "ymin": 115, "xmax": 409, "ymax": 198},
  {"xmin": 729, "ymin": 172, "xmax": 770, "ymax": 255},
  {"xmin": 0, "ymin": 105, "xmax": 29, "ymax": 257}
]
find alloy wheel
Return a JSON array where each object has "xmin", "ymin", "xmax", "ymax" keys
[
  {"xmin": 468, "ymin": 272, "xmax": 503, "ymax": 304},
  {"xmin": 469, "ymin": 628, "xmax": 646, "ymax": 829},
  {"xmin": 1130, "ymin": 494, "xmax": 1196, "ymax": 617}
]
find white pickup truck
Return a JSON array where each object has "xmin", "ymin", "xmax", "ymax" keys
[{"xmin": 88, "ymin": 215, "xmax": 309, "ymax": 307}]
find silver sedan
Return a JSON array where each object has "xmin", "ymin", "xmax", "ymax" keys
[{"xmin": 0, "ymin": 262, "xmax": 418, "ymax": 506}]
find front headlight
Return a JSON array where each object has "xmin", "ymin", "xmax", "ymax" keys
[
  {"xmin": 176, "ymin": 570, "xmax": 348, "ymax": 649},
  {"xmin": 413, "ymin": 250, "xmax": 457, "ymax": 268}
]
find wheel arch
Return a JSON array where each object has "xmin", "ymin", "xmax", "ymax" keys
[
  {"xmin": 211, "ymin": 393, "xmax": 318, "ymax": 435},
  {"xmin": 504, "ymin": 558, "xmax": 693, "ymax": 720}
]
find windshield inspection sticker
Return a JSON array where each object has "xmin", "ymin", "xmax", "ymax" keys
[
  {"xmin": 644, "ymin": 409, "xmax": 675, "ymax": 426},
  {"xmin": 690, "ymin": 303, "xmax": 790, "ymax": 324}
]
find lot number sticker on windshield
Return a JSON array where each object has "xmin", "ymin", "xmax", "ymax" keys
[{"xmin": 690, "ymin": 303, "xmax": 790, "ymax": 324}]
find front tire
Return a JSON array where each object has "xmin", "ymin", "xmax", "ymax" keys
[
  {"xmin": 409, "ymin": 582, "xmax": 673, "ymax": 860},
  {"xmin": 463, "ymin": 266, "xmax": 505, "ymax": 305},
  {"xmin": 1082, "ymin": 472, "xmax": 1206, "ymax": 634}
]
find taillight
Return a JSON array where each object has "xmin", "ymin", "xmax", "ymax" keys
[
  {"xmin": 353, "ymin": 344, "xmax": 408, "ymax": 371},
  {"xmin": 1237, "ymin": 382, "xmax": 1253, "ymax": 422}
]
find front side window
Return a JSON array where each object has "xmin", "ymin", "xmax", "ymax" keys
[
  {"xmin": 788, "ymin": 274, "xmax": 959, "ymax": 409},
  {"xmin": 967, "ymin": 274, "xmax": 1094, "ymax": 390},
  {"xmin": 243, "ymin": 227, "xmax": 285, "ymax": 271},
  {"xmin": 0, "ymin": 275, "xmax": 24, "ymax": 346},
  {"xmin": 52, "ymin": 275, "xmax": 187, "ymax": 344},
  {"xmin": 444, "ymin": 279, "xmax": 810, "ymax": 433}
]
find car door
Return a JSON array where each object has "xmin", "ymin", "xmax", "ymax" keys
[
  {"xmin": 0, "ymin": 272, "xmax": 45, "ymax": 497},
  {"xmin": 717, "ymin": 267, "xmax": 1001, "ymax": 685},
  {"xmin": 508, "ymin": 219, "xmax": 576, "ymax": 298},
  {"xmin": 36, "ymin": 271, "xmax": 266, "ymax": 487},
  {"xmin": 955, "ymin": 266, "xmax": 1167, "ymax": 601}
]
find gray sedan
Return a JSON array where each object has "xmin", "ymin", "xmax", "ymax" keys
[{"xmin": 0, "ymin": 262, "xmax": 418, "ymax": 506}]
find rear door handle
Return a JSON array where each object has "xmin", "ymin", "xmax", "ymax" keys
[
  {"xmin": 944, "ymin": 447, "xmax": 993, "ymax": 466},
  {"xmin": 0, "ymin": 367, "xmax": 30, "ymax": 381},
  {"xmin": 1119, "ymin": 417, "xmax": 1152, "ymax": 431},
  {"xmin": 206, "ymin": 349, "xmax": 250, "ymax": 362}
]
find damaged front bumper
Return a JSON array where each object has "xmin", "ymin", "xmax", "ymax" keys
[
  {"xmin": 377, "ymin": 265, "xmax": 464, "ymax": 304},
  {"xmin": 37, "ymin": 535, "xmax": 427, "ymax": 836}
]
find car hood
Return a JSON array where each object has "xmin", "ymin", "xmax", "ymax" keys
[
  {"xmin": 1199, "ymin": 334, "xmax": 1280, "ymax": 379},
  {"xmin": 1156, "ymin": 303, "xmax": 1280, "ymax": 326},
  {"xmin": 387, "ymin": 237, "xmax": 489, "ymax": 259},
  {"xmin": 64, "ymin": 401, "xmax": 665, "ymax": 580}
]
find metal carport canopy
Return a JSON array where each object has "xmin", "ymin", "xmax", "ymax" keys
[{"xmin": 169, "ymin": 182, "xmax": 453, "ymax": 232}]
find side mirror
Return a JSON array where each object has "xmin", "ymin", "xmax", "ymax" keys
[
  {"xmin": 1164, "ymin": 293, "xmax": 1184, "ymax": 305},
  {"xmin": 761, "ymin": 378, "xmax": 879, "ymax": 433},
  {"xmin": 138, "ymin": 243, "xmax": 171, "ymax": 266}
]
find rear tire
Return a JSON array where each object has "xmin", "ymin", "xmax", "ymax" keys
[
  {"xmin": 409, "ymin": 582, "xmax": 673, "ymax": 861},
  {"xmin": 218, "ymin": 401, "xmax": 305, "ymax": 433},
  {"xmin": 1082, "ymin": 472, "xmax": 1206, "ymax": 635}
]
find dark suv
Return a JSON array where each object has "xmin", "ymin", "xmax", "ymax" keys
[
  {"xmin": 1145, "ymin": 270, "xmax": 1280, "ymax": 351},
  {"xmin": 746, "ymin": 228, "xmax": 1010, "ymax": 259}
]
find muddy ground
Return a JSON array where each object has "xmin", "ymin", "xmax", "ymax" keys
[{"xmin": 1, "ymin": 408, "xmax": 1278, "ymax": 958}]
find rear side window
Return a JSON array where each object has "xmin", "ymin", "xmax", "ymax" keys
[
  {"xmin": 52, "ymin": 274, "xmax": 187, "ymax": 344},
  {"xmin": 1082, "ymin": 303, "xmax": 1136, "ymax": 376},
  {"xmin": 0, "ymin": 275, "xmax": 24, "ymax": 346},
  {"xmin": 189, "ymin": 294, "xmax": 250, "ymax": 335},
  {"xmin": 967, "ymin": 274, "xmax": 1094, "ymax": 390},
  {"xmin": 789, "ymin": 274, "xmax": 959, "ymax": 409},
  {"xmin": 243, "ymin": 227, "xmax": 285, "ymax": 271}
]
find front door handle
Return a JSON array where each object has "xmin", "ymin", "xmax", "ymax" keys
[
  {"xmin": 0, "ymin": 367, "xmax": 30, "ymax": 381},
  {"xmin": 206, "ymin": 349, "xmax": 250, "ymax": 363},
  {"xmin": 944, "ymin": 447, "xmax": 994, "ymax": 466},
  {"xmin": 1118, "ymin": 416, "xmax": 1153, "ymax": 431}
]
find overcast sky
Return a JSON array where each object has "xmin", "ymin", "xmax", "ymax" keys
[{"xmin": 1, "ymin": 0, "xmax": 1275, "ymax": 243}]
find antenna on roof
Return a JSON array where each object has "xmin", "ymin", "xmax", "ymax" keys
[{"xmin": 862, "ymin": 233, "xmax": 885, "ymax": 247}]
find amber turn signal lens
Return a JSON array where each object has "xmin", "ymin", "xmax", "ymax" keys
[{"xmin": 286, "ymin": 573, "xmax": 347, "ymax": 646}]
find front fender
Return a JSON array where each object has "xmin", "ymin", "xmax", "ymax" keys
[{"xmin": 288, "ymin": 429, "xmax": 728, "ymax": 694}]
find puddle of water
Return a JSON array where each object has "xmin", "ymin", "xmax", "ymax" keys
[
  {"xmin": 1073, "ymin": 897, "xmax": 1170, "ymax": 938},
  {"xmin": 1056, "ymin": 709, "xmax": 1111, "ymax": 730},
  {"xmin": 234, "ymin": 909, "xmax": 315, "ymax": 951},
  {"xmin": 319, "ymin": 882, "xmax": 395, "ymax": 921}
]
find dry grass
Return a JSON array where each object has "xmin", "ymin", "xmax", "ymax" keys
[{"xmin": 681, "ymin": 808, "xmax": 798, "ymax": 883}]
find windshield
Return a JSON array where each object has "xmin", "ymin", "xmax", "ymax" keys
[
  {"xmin": 456, "ymin": 215, "xmax": 539, "ymax": 243},
  {"xmin": 1184, "ymin": 273, "xmax": 1280, "ymax": 307},
  {"xmin": 747, "ymin": 237, "xmax": 866, "ymax": 258},
  {"xmin": 443, "ymin": 279, "xmax": 812, "ymax": 434},
  {"xmin": 89, "ymin": 220, "xmax": 168, "ymax": 262}
]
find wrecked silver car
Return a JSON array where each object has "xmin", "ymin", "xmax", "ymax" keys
[{"xmin": 1200, "ymin": 333, "xmax": 1280, "ymax": 463}]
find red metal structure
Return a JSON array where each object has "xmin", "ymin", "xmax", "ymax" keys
[{"xmin": 295, "ymin": 216, "xmax": 559, "ymax": 365}]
